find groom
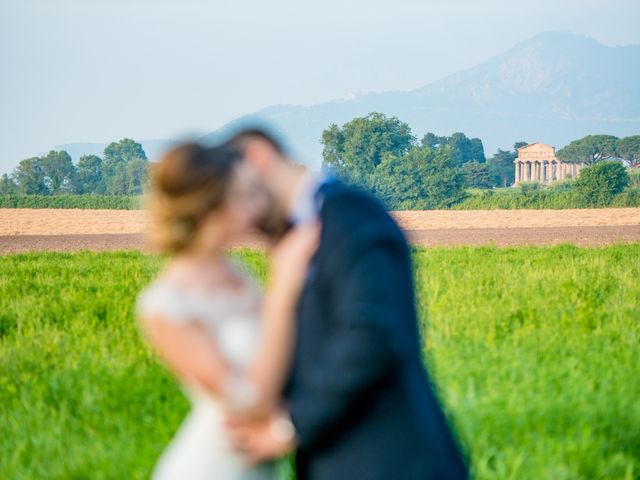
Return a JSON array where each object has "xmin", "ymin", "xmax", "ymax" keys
[{"xmin": 225, "ymin": 129, "xmax": 468, "ymax": 479}]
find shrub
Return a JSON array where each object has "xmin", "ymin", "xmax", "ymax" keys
[
  {"xmin": 517, "ymin": 182, "xmax": 542, "ymax": 194},
  {"xmin": 610, "ymin": 187, "xmax": 640, "ymax": 207},
  {"xmin": 628, "ymin": 168, "xmax": 640, "ymax": 189},
  {"xmin": 574, "ymin": 162, "xmax": 630, "ymax": 206}
]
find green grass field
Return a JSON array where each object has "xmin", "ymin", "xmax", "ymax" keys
[{"xmin": 1, "ymin": 246, "xmax": 639, "ymax": 479}]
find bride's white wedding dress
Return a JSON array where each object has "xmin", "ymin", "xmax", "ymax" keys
[{"xmin": 137, "ymin": 271, "xmax": 276, "ymax": 480}]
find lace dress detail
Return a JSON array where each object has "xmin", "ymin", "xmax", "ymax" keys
[{"xmin": 137, "ymin": 272, "xmax": 275, "ymax": 480}]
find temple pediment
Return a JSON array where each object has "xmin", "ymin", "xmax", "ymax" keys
[{"xmin": 516, "ymin": 143, "xmax": 556, "ymax": 160}]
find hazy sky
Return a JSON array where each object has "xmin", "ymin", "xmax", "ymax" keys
[{"xmin": 1, "ymin": 0, "xmax": 639, "ymax": 172}]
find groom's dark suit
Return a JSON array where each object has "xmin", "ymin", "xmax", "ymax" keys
[{"xmin": 284, "ymin": 180, "xmax": 468, "ymax": 480}]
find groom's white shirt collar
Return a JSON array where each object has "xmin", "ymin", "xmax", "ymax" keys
[{"xmin": 289, "ymin": 171, "xmax": 325, "ymax": 225}]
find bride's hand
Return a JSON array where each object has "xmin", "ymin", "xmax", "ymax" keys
[{"xmin": 270, "ymin": 221, "xmax": 321, "ymax": 289}]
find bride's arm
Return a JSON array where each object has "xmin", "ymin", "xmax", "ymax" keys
[
  {"xmin": 239, "ymin": 222, "xmax": 320, "ymax": 416},
  {"xmin": 141, "ymin": 314, "xmax": 231, "ymax": 394}
]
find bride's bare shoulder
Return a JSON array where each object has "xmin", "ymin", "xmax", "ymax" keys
[{"xmin": 155, "ymin": 257, "xmax": 239, "ymax": 290}]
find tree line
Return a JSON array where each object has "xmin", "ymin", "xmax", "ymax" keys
[
  {"xmin": 321, "ymin": 113, "xmax": 640, "ymax": 209},
  {"xmin": 0, "ymin": 139, "xmax": 149, "ymax": 196},
  {"xmin": 2, "ymin": 118, "xmax": 639, "ymax": 209},
  {"xmin": 321, "ymin": 112, "xmax": 526, "ymax": 209}
]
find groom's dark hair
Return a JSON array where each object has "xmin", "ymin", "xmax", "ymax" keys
[{"xmin": 224, "ymin": 128, "xmax": 288, "ymax": 158}]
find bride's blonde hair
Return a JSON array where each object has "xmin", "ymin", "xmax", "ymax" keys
[{"xmin": 147, "ymin": 143, "xmax": 241, "ymax": 253}]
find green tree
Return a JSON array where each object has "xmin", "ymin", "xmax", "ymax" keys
[
  {"xmin": 321, "ymin": 113, "xmax": 415, "ymax": 189},
  {"xmin": 76, "ymin": 155, "xmax": 104, "ymax": 194},
  {"xmin": 321, "ymin": 116, "xmax": 479, "ymax": 208},
  {"xmin": 420, "ymin": 132, "xmax": 444, "ymax": 149},
  {"xmin": 487, "ymin": 149, "xmax": 516, "ymax": 188},
  {"xmin": 574, "ymin": 161, "xmax": 629, "ymax": 206},
  {"xmin": 105, "ymin": 163, "xmax": 130, "ymax": 195},
  {"xmin": 102, "ymin": 139, "xmax": 148, "ymax": 195},
  {"xmin": 616, "ymin": 135, "xmax": 640, "ymax": 168},
  {"xmin": 13, "ymin": 157, "xmax": 48, "ymax": 194},
  {"xmin": 40, "ymin": 150, "xmax": 76, "ymax": 194},
  {"xmin": 374, "ymin": 146, "xmax": 466, "ymax": 209},
  {"xmin": 421, "ymin": 132, "xmax": 485, "ymax": 165},
  {"xmin": 557, "ymin": 135, "xmax": 618, "ymax": 165},
  {"xmin": 103, "ymin": 138, "xmax": 148, "ymax": 164},
  {"xmin": 0, "ymin": 174, "xmax": 17, "ymax": 194},
  {"xmin": 485, "ymin": 142, "xmax": 527, "ymax": 188},
  {"xmin": 125, "ymin": 157, "xmax": 149, "ymax": 195},
  {"xmin": 463, "ymin": 161, "xmax": 491, "ymax": 189}
]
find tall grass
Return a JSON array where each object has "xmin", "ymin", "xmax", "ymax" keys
[
  {"xmin": 414, "ymin": 245, "xmax": 640, "ymax": 479},
  {"xmin": 0, "ymin": 194, "xmax": 141, "ymax": 209},
  {"xmin": 0, "ymin": 246, "xmax": 639, "ymax": 479},
  {"xmin": 2, "ymin": 188, "xmax": 640, "ymax": 211},
  {"xmin": 454, "ymin": 187, "xmax": 640, "ymax": 209}
]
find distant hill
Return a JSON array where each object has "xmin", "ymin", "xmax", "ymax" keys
[{"xmin": 202, "ymin": 31, "xmax": 640, "ymax": 169}]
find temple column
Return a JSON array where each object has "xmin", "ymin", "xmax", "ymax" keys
[
  {"xmin": 544, "ymin": 162, "xmax": 549, "ymax": 183},
  {"xmin": 526, "ymin": 161, "xmax": 531, "ymax": 181},
  {"xmin": 515, "ymin": 161, "xmax": 521, "ymax": 184},
  {"xmin": 534, "ymin": 162, "xmax": 539, "ymax": 182}
]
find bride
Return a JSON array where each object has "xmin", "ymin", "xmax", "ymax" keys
[{"xmin": 137, "ymin": 143, "xmax": 318, "ymax": 479}]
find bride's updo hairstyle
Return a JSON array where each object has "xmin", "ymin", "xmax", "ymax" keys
[{"xmin": 148, "ymin": 143, "xmax": 241, "ymax": 253}]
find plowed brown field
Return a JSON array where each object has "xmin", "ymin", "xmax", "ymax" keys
[{"xmin": 1, "ymin": 208, "xmax": 639, "ymax": 253}]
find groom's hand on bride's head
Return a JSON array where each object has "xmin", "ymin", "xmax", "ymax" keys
[{"xmin": 224, "ymin": 411, "xmax": 296, "ymax": 463}]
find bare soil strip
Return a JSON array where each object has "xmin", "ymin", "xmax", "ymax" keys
[
  {"xmin": 391, "ymin": 208, "xmax": 640, "ymax": 230},
  {"xmin": 2, "ymin": 225, "xmax": 639, "ymax": 254},
  {"xmin": 0, "ymin": 233, "xmax": 268, "ymax": 255},
  {"xmin": 1, "ymin": 208, "xmax": 638, "ymax": 253},
  {"xmin": 404, "ymin": 225, "xmax": 640, "ymax": 247},
  {"xmin": 1, "ymin": 208, "xmax": 640, "ymax": 236},
  {"xmin": 0, "ymin": 209, "xmax": 146, "ymax": 236}
]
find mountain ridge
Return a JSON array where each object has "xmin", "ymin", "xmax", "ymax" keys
[
  {"xmin": 51, "ymin": 32, "xmax": 640, "ymax": 170},
  {"xmin": 202, "ymin": 31, "xmax": 640, "ymax": 168}
]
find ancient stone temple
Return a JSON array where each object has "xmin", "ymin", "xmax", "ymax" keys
[{"xmin": 514, "ymin": 142, "xmax": 583, "ymax": 185}]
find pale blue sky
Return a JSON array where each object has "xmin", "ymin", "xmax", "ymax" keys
[{"xmin": 1, "ymin": 0, "xmax": 639, "ymax": 172}]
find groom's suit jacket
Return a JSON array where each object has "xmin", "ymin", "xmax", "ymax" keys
[{"xmin": 284, "ymin": 180, "xmax": 468, "ymax": 480}]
